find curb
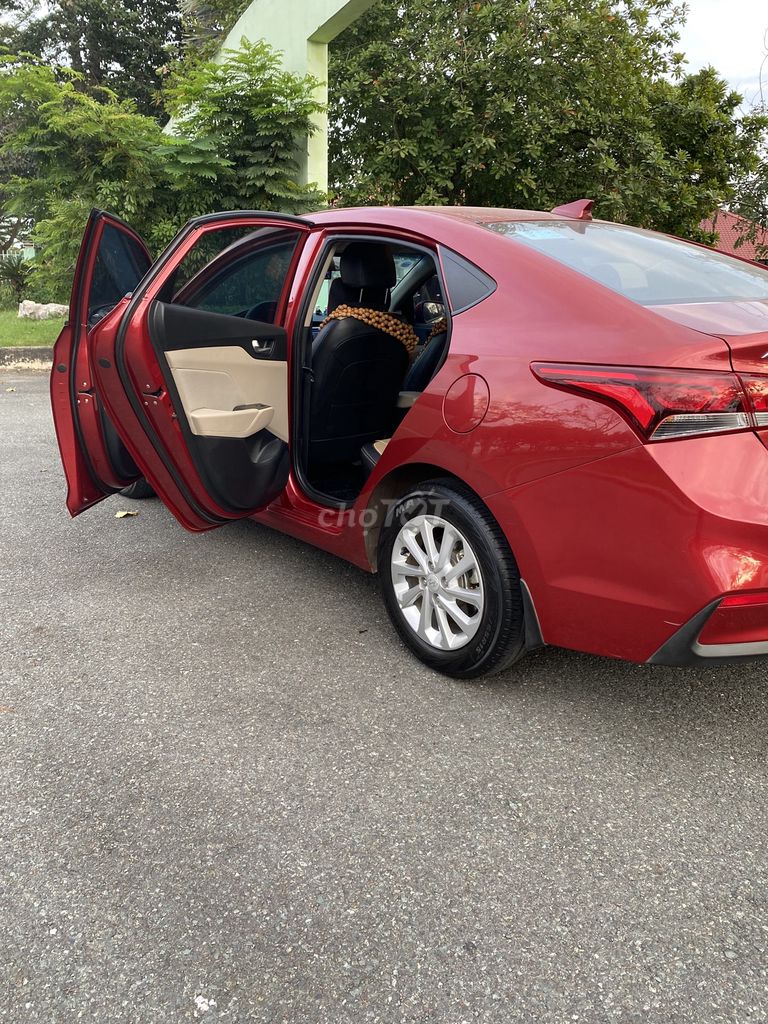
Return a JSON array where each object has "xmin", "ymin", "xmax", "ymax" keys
[{"xmin": 0, "ymin": 346, "xmax": 53, "ymax": 369}]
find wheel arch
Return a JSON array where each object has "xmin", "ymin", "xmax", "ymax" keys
[
  {"xmin": 361, "ymin": 463, "xmax": 545, "ymax": 652},
  {"xmin": 362, "ymin": 462, "xmax": 506, "ymax": 570}
]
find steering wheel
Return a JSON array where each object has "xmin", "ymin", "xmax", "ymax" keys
[{"xmin": 242, "ymin": 300, "xmax": 277, "ymax": 322}]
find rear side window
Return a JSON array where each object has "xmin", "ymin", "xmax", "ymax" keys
[
  {"xmin": 89, "ymin": 224, "xmax": 151, "ymax": 320},
  {"xmin": 439, "ymin": 248, "xmax": 496, "ymax": 313},
  {"xmin": 489, "ymin": 220, "xmax": 768, "ymax": 306}
]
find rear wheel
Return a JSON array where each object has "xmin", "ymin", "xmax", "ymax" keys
[
  {"xmin": 379, "ymin": 480, "xmax": 526, "ymax": 678},
  {"xmin": 120, "ymin": 477, "xmax": 155, "ymax": 500}
]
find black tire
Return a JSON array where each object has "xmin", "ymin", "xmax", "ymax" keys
[
  {"xmin": 120, "ymin": 477, "xmax": 156, "ymax": 500},
  {"xmin": 379, "ymin": 479, "xmax": 526, "ymax": 679}
]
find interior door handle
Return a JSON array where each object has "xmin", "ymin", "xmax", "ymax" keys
[{"xmin": 251, "ymin": 338, "xmax": 274, "ymax": 356}]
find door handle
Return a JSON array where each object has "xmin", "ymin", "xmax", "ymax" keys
[{"xmin": 251, "ymin": 338, "xmax": 274, "ymax": 356}]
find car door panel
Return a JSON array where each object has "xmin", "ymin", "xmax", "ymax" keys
[
  {"xmin": 148, "ymin": 300, "xmax": 288, "ymax": 357},
  {"xmin": 146, "ymin": 302, "xmax": 291, "ymax": 512},
  {"xmin": 91, "ymin": 213, "xmax": 312, "ymax": 528},
  {"xmin": 51, "ymin": 212, "xmax": 152, "ymax": 516},
  {"xmin": 164, "ymin": 347, "xmax": 288, "ymax": 440},
  {"xmin": 90, "ymin": 321, "xmax": 219, "ymax": 532}
]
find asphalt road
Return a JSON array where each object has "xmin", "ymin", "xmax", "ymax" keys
[{"xmin": 1, "ymin": 371, "xmax": 767, "ymax": 1024}]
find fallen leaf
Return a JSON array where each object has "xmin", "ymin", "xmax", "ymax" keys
[
  {"xmin": 115, "ymin": 509, "xmax": 139, "ymax": 519},
  {"xmin": 0, "ymin": 706, "xmax": 15, "ymax": 713}
]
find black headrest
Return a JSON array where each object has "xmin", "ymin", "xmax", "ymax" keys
[
  {"xmin": 327, "ymin": 277, "xmax": 358, "ymax": 315},
  {"xmin": 340, "ymin": 242, "xmax": 396, "ymax": 289}
]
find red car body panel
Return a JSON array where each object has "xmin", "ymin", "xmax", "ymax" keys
[
  {"xmin": 50, "ymin": 211, "xmax": 149, "ymax": 515},
  {"xmin": 51, "ymin": 204, "xmax": 768, "ymax": 666}
]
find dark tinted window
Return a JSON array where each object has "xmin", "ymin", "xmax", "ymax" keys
[
  {"xmin": 89, "ymin": 224, "xmax": 151, "ymax": 321},
  {"xmin": 440, "ymin": 248, "xmax": 496, "ymax": 313},
  {"xmin": 488, "ymin": 220, "xmax": 768, "ymax": 306},
  {"xmin": 172, "ymin": 227, "xmax": 301, "ymax": 322}
]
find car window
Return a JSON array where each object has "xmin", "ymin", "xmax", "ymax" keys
[
  {"xmin": 311, "ymin": 249, "xmax": 419, "ymax": 321},
  {"xmin": 439, "ymin": 248, "xmax": 496, "ymax": 313},
  {"xmin": 393, "ymin": 252, "xmax": 421, "ymax": 282},
  {"xmin": 413, "ymin": 274, "xmax": 446, "ymax": 326},
  {"xmin": 170, "ymin": 227, "xmax": 302, "ymax": 322},
  {"xmin": 489, "ymin": 220, "xmax": 768, "ymax": 306},
  {"xmin": 314, "ymin": 276, "xmax": 333, "ymax": 318},
  {"xmin": 89, "ymin": 224, "xmax": 151, "ymax": 321}
]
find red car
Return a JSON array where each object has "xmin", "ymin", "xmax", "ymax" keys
[{"xmin": 51, "ymin": 201, "xmax": 768, "ymax": 678}]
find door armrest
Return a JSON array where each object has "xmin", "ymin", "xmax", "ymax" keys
[{"xmin": 188, "ymin": 404, "xmax": 274, "ymax": 438}]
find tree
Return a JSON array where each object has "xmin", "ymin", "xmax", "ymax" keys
[
  {"xmin": 163, "ymin": 39, "xmax": 325, "ymax": 211},
  {"xmin": 0, "ymin": 58, "xmax": 177, "ymax": 295},
  {"xmin": 731, "ymin": 106, "xmax": 768, "ymax": 258},
  {"xmin": 648, "ymin": 69, "xmax": 767, "ymax": 238},
  {"xmin": 0, "ymin": 43, "xmax": 324, "ymax": 298},
  {"xmin": 0, "ymin": 251, "xmax": 31, "ymax": 302},
  {"xmin": 328, "ymin": 0, "xmax": 767, "ymax": 238},
  {"xmin": 0, "ymin": 0, "xmax": 183, "ymax": 114},
  {"xmin": 178, "ymin": 0, "xmax": 250, "ymax": 58}
]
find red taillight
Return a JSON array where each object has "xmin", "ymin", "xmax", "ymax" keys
[
  {"xmin": 719, "ymin": 591, "xmax": 768, "ymax": 609},
  {"xmin": 531, "ymin": 363, "xmax": 768, "ymax": 442},
  {"xmin": 740, "ymin": 375, "xmax": 768, "ymax": 428},
  {"xmin": 698, "ymin": 592, "xmax": 768, "ymax": 646}
]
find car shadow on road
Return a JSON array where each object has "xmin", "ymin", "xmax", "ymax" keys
[
  {"xmin": 482, "ymin": 643, "xmax": 768, "ymax": 760},
  {"xmin": 228, "ymin": 518, "xmax": 768, "ymax": 754}
]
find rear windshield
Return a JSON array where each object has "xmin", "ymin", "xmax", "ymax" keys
[{"xmin": 488, "ymin": 220, "xmax": 768, "ymax": 306}]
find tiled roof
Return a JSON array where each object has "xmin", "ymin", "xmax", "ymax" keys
[{"xmin": 700, "ymin": 209, "xmax": 768, "ymax": 261}]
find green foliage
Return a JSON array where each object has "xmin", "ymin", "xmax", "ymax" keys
[
  {"xmin": 178, "ymin": 0, "xmax": 251, "ymax": 58},
  {"xmin": 0, "ymin": 59, "xmax": 171, "ymax": 296},
  {"xmin": 0, "ymin": 251, "xmax": 31, "ymax": 302},
  {"xmin": 0, "ymin": 282, "xmax": 18, "ymax": 310},
  {"xmin": 646, "ymin": 69, "xmax": 767, "ymax": 238},
  {"xmin": 164, "ymin": 39, "xmax": 325, "ymax": 211},
  {"xmin": 329, "ymin": 0, "xmax": 767, "ymax": 238},
  {"xmin": 0, "ymin": 0, "xmax": 183, "ymax": 115},
  {"xmin": 732, "ymin": 108, "xmax": 768, "ymax": 257},
  {"xmin": 0, "ymin": 43, "xmax": 323, "ymax": 299}
]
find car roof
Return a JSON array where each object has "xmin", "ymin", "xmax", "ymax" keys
[
  {"xmin": 406, "ymin": 206, "xmax": 561, "ymax": 224},
  {"xmin": 312, "ymin": 205, "xmax": 559, "ymax": 224},
  {"xmin": 308, "ymin": 205, "xmax": 566, "ymax": 240}
]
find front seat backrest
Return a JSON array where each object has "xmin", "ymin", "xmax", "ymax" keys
[
  {"xmin": 310, "ymin": 243, "xmax": 408, "ymax": 464},
  {"xmin": 403, "ymin": 330, "xmax": 449, "ymax": 393}
]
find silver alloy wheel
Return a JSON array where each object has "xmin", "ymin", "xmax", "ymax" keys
[{"xmin": 390, "ymin": 513, "xmax": 485, "ymax": 651}]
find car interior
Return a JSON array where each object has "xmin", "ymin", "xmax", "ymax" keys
[
  {"xmin": 122, "ymin": 226, "xmax": 451, "ymax": 512},
  {"xmin": 296, "ymin": 238, "xmax": 450, "ymax": 503}
]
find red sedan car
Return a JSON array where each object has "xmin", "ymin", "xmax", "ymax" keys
[{"xmin": 51, "ymin": 201, "xmax": 768, "ymax": 677}]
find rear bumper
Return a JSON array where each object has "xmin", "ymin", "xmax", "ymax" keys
[
  {"xmin": 648, "ymin": 599, "xmax": 768, "ymax": 665},
  {"xmin": 485, "ymin": 430, "xmax": 768, "ymax": 664}
]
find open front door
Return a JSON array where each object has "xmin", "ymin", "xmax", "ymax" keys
[
  {"xmin": 51, "ymin": 209, "xmax": 152, "ymax": 516},
  {"xmin": 90, "ymin": 213, "xmax": 312, "ymax": 532}
]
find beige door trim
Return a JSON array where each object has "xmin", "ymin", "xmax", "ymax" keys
[{"xmin": 166, "ymin": 346, "xmax": 289, "ymax": 442}]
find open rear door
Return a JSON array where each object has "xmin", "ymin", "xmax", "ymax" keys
[
  {"xmin": 88, "ymin": 212, "xmax": 312, "ymax": 532},
  {"xmin": 51, "ymin": 210, "xmax": 152, "ymax": 515}
]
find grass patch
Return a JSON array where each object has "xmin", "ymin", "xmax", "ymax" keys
[{"xmin": 0, "ymin": 309, "xmax": 64, "ymax": 347}]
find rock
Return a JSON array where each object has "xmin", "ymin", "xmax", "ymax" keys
[{"xmin": 17, "ymin": 300, "xmax": 68, "ymax": 321}]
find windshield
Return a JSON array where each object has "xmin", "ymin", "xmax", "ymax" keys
[{"xmin": 488, "ymin": 220, "xmax": 768, "ymax": 307}]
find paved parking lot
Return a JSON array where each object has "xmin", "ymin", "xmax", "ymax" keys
[{"xmin": 1, "ymin": 371, "xmax": 767, "ymax": 1023}]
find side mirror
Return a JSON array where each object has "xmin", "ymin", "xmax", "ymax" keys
[{"xmin": 414, "ymin": 300, "xmax": 446, "ymax": 326}]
